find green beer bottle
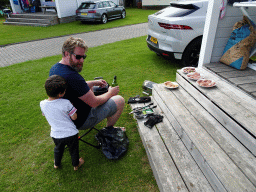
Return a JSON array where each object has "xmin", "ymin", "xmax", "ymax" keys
[{"xmin": 111, "ymin": 76, "xmax": 118, "ymax": 87}]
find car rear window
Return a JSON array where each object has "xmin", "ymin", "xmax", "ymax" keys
[
  {"xmin": 103, "ymin": 1, "xmax": 110, "ymax": 7},
  {"xmin": 154, "ymin": 3, "xmax": 199, "ymax": 17},
  {"xmin": 79, "ymin": 3, "xmax": 96, "ymax": 9}
]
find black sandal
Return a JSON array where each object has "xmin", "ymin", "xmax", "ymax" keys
[
  {"xmin": 128, "ymin": 96, "xmax": 151, "ymax": 104},
  {"xmin": 144, "ymin": 114, "xmax": 163, "ymax": 129}
]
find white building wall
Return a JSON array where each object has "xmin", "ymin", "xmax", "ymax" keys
[
  {"xmin": 210, "ymin": 6, "xmax": 256, "ymax": 63},
  {"xmin": 55, "ymin": 0, "xmax": 79, "ymax": 18},
  {"xmin": 198, "ymin": 0, "xmax": 256, "ymax": 68},
  {"xmin": 9, "ymin": 0, "xmax": 22, "ymax": 14}
]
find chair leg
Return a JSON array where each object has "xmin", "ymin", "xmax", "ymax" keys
[{"xmin": 78, "ymin": 127, "xmax": 101, "ymax": 149}]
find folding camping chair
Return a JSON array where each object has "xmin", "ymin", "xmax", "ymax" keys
[
  {"xmin": 78, "ymin": 127, "xmax": 101, "ymax": 149},
  {"xmin": 77, "ymin": 76, "xmax": 108, "ymax": 149}
]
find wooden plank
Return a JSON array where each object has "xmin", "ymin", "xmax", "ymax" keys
[
  {"xmin": 153, "ymin": 84, "xmax": 256, "ymax": 191},
  {"xmin": 168, "ymin": 84, "xmax": 256, "ymax": 186},
  {"xmin": 151, "ymin": 98, "xmax": 214, "ymax": 192},
  {"xmin": 202, "ymin": 67, "xmax": 256, "ymax": 114},
  {"xmin": 187, "ymin": 69, "xmax": 256, "ymax": 121},
  {"xmin": 190, "ymin": 71, "xmax": 256, "ymax": 134},
  {"xmin": 130, "ymin": 103, "xmax": 188, "ymax": 192},
  {"xmin": 204, "ymin": 65, "xmax": 236, "ymax": 73},
  {"xmin": 217, "ymin": 68, "xmax": 256, "ymax": 79},
  {"xmin": 178, "ymin": 69, "xmax": 256, "ymax": 137},
  {"xmin": 239, "ymin": 82, "xmax": 256, "ymax": 93},
  {"xmin": 229, "ymin": 75, "xmax": 256, "ymax": 84},
  {"xmin": 204, "ymin": 62, "xmax": 227, "ymax": 68},
  {"xmin": 209, "ymin": 67, "xmax": 236, "ymax": 73},
  {"xmin": 176, "ymin": 71, "xmax": 256, "ymax": 155},
  {"xmin": 153, "ymin": 88, "xmax": 227, "ymax": 192}
]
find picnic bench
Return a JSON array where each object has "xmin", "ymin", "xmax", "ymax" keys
[
  {"xmin": 130, "ymin": 67, "xmax": 256, "ymax": 191},
  {"xmin": 40, "ymin": 2, "xmax": 57, "ymax": 14}
]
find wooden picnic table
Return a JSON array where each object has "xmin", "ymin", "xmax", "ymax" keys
[{"xmin": 40, "ymin": 5, "xmax": 57, "ymax": 14}]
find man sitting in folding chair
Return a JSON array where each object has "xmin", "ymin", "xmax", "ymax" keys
[{"xmin": 49, "ymin": 37, "xmax": 126, "ymax": 148}]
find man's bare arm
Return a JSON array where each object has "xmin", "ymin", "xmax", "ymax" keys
[
  {"xmin": 79, "ymin": 86, "xmax": 119, "ymax": 108},
  {"xmin": 86, "ymin": 80, "xmax": 107, "ymax": 89}
]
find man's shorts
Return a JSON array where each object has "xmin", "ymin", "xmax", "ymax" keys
[{"xmin": 79, "ymin": 99, "xmax": 117, "ymax": 130}]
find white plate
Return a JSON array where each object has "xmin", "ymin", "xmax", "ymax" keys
[
  {"xmin": 187, "ymin": 72, "xmax": 204, "ymax": 81},
  {"xmin": 163, "ymin": 81, "xmax": 179, "ymax": 89},
  {"xmin": 196, "ymin": 79, "xmax": 216, "ymax": 88},
  {"xmin": 182, "ymin": 67, "xmax": 196, "ymax": 74}
]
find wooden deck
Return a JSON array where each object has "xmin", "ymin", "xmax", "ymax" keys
[
  {"xmin": 130, "ymin": 67, "xmax": 256, "ymax": 191},
  {"xmin": 204, "ymin": 62, "xmax": 256, "ymax": 98}
]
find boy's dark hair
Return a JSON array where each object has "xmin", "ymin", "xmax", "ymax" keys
[{"xmin": 45, "ymin": 75, "xmax": 67, "ymax": 97}]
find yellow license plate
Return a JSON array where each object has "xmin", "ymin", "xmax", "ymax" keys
[
  {"xmin": 150, "ymin": 36, "xmax": 158, "ymax": 44},
  {"xmin": 81, "ymin": 13, "xmax": 87, "ymax": 16}
]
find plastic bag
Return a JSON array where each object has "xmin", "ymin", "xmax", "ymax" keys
[
  {"xmin": 220, "ymin": 16, "xmax": 256, "ymax": 70},
  {"xmin": 95, "ymin": 126, "xmax": 129, "ymax": 160}
]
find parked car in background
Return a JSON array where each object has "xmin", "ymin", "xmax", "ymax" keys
[
  {"xmin": 146, "ymin": 0, "xmax": 208, "ymax": 67},
  {"xmin": 76, "ymin": 0, "xmax": 126, "ymax": 24}
]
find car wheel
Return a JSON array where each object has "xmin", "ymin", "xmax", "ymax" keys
[
  {"xmin": 101, "ymin": 14, "xmax": 108, "ymax": 24},
  {"xmin": 121, "ymin": 10, "xmax": 126, "ymax": 19},
  {"xmin": 181, "ymin": 37, "xmax": 202, "ymax": 67}
]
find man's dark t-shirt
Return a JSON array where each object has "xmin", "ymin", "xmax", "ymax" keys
[{"xmin": 49, "ymin": 63, "xmax": 91, "ymax": 128}]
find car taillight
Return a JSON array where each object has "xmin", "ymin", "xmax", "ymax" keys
[
  {"xmin": 76, "ymin": 10, "xmax": 79, "ymax": 14},
  {"xmin": 88, "ymin": 10, "xmax": 96, "ymax": 13},
  {"xmin": 158, "ymin": 22, "xmax": 193, "ymax": 30}
]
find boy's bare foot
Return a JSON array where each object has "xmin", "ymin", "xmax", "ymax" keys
[
  {"xmin": 74, "ymin": 157, "xmax": 84, "ymax": 171},
  {"xmin": 54, "ymin": 160, "xmax": 59, "ymax": 169},
  {"xmin": 54, "ymin": 165, "xmax": 59, "ymax": 169}
]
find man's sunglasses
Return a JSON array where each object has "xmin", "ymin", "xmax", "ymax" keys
[{"xmin": 72, "ymin": 53, "xmax": 87, "ymax": 60}]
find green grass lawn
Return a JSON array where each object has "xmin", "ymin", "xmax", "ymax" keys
[
  {"xmin": 0, "ymin": 8, "xmax": 156, "ymax": 46},
  {"xmin": 0, "ymin": 8, "xmax": 180, "ymax": 191},
  {"xmin": 0, "ymin": 36, "xmax": 179, "ymax": 191}
]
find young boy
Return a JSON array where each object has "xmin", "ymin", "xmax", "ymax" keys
[{"xmin": 40, "ymin": 75, "xmax": 84, "ymax": 171}]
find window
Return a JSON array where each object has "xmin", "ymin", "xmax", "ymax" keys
[
  {"xmin": 80, "ymin": 3, "xmax": 96, "ymax": 9},
  {"xmin": 109, "ymin": 1, "xmax": 116, "ymax": 7},
  {"xmin": 103, "ymin": 1, "xmax": 111, "ymax": 8},
  {"xmin": 162, "ymin": 3, "xmax": 199, "ymax": 17},
  {"xmin": 98, "ymin": 2, "xmax": 103, "ymax": 8}
]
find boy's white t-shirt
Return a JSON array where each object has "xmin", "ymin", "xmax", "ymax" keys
[{"xmin": 40, "ymin": 98, "xmax": 78, "ymax": 138}]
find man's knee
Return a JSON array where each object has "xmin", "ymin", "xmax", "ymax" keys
[{"xmin": 112, "ymin": 95, "xmax": 125, "ymax": 108}]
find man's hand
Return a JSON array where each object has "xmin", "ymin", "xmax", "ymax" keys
[
  {"xmin": 87, "ymin": 79, "xmax": 107, "ymax": 89},
  {"xmin": 95, "ymin": 79, "xmax": 107, "ymax": 87},
  {"xmin": 108, "ymin": 86, "xmax": 119, "ymax": 96},
  {"xmin": 79, "ymin": 85, "xmax": 119, "ymax": 108}
]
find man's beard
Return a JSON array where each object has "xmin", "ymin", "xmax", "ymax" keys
[{"xmin": 70, "ymin": 57, "xmax": 83, "ymax": 72}]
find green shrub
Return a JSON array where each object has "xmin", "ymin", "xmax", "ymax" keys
[{"xmin": 0, "ymin": 0, "xmax": 10, "ymax": 7}]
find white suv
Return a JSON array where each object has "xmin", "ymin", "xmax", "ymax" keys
[{"xmin": 146, "ymin": 0, "xmax": 208, "ymax": 67}]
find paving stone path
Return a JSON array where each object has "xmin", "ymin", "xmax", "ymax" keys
[{"xmin": 0, "ymin": 23, "xmax": 148, "ymax": 67}]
